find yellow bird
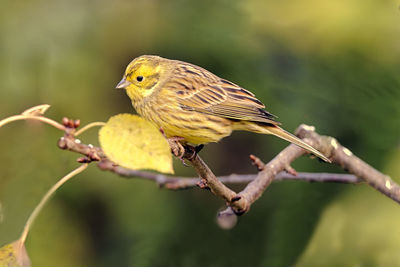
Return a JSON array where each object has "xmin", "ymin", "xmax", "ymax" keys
[{"xmin": 116, "ymin": 55, "xmax": 330, "ymax": 162}]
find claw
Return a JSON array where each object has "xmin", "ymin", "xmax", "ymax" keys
[
  {"xmin": 180, "ymin": 157, "xmax": 190, "ymax": 167},
  {"xmin": 166, "ymin": 136, "xmax": 185, "ymax": 157},
  {"xmin": 184, "ymin": 146, "xmax": 197, "ymax": 160},
  {"xmin": 184, "ymin": 144, "xmax": 204, "ymax": 160}
]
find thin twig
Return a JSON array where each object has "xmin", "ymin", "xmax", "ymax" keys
[
  {"xmin": 97, "ymin": 163, "xmax": 360, "ymax": 188},
  {"xmin": 75, "ymin": 122, "xmax": 106, "ymax": 136},
  {"xmin": 296, "ymin": 125, "xmax": 400, "ymax": 203},
  {"xmin": 231, "ymin": 145, "xmax": 310, "ymax": 213},
  {"xmin": 0, "ymin": 115, "xmax": 65, "ymax": 131},
  {"xmin": 19, "ymin": 164, "xmax": 88, "ymax": 246}
]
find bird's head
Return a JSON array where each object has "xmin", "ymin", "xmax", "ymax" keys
[{"xmin": 116, "ymin": 55, "xmax": 166, "ymax": 100}]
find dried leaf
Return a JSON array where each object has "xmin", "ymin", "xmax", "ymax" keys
[
  {"xmin": 99, "ymin": 114, "xmax": 173, "ymax": 174},
  {"xmin": 21, "ymin": 104, "xmax": 51, "ymax": 116},
  {"xmin": 0, "ymin": 241, "xmax": 31, "ymax": 267}
]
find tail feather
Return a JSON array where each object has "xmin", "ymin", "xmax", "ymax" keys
[
  {"xmin": 233, "ymin": 121, "xmax": 330, "ymax": 162},
  {"xmin": 265, "ymin": 126, "xmax": 330, "ymax": 162}
]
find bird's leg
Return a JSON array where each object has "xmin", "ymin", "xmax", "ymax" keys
[
  {"xmin": 159, "ymin": 127, "xmax": 185, "ymax": 158},
  {"xmin": 159, "ymin": 128, "xmax": 189, "ymax": 165},
  {"xmin": 166, "ymin": 136, "xmax": 186, "ymax": 158},
  {"xmin": 160, "ymin": 127, "xmax": 204, "ymax": 164},
  {"xmin": 166, "ymin": 136, "xmax": 190, "ymax": 166},
  {"xmin": 166, "ymin": 139, "xmax": 203, "ymax": 165}
]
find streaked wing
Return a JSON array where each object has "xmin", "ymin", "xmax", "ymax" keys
[{"xmin": 167, "ymin": 62, "xmax": 279, "ymax": 124}]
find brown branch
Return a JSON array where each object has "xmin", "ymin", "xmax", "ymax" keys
[
  {"xmin": 96, "ymin": 161, "xmax": 361, "ymax": 188},
  {"xmin": 4, "ymin": 107, "xmax": 395, "ymax": 229},
  {"xmin": 187, "ymin": 155, "xmax": 237, "ymax": 203},
  {"xmin": 230, "ymin": 143, "xmax": 311, "ymax": 214},
  {"xmin": 296, "ymin": 125, "xmax": 400, "ymax": 203},
  {"xmin": 225, "ymin": 124, "xmax": 399, "ymax": 216},
  {"xmin": 56, "ymin": 120, "xmax": 398, "ymax": 227}
]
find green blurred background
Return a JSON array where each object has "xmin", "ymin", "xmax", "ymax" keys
[{"xmin": 1, "ymin": 0, "xmax": 400, "ymax": 266}]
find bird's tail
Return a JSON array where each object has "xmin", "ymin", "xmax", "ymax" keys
[
  {"xmin": 266, "ymin": 126, "xmax": 330, "ymax": 162},
  {"xmin": 233, "ymin": 122, "xmax": 330, "ymax": 162}
]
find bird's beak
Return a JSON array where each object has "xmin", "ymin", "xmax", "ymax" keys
[{"xmin": 116, "ymin": 78, "xmax": 131, "ymax": 89}]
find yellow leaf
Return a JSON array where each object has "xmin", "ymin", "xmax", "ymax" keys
[
  {"xmin": 99, "ymin": 114, "xmax": 173, "ymax": 174},
  {"xmin": 0, "ymin": 241, "xmax": 31, "ymax": 267}
]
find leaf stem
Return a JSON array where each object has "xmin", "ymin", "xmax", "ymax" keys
[
  {"xmin": 19, "ymin": 164, "xmax": 89, "ymax": 246},
  {"xmin": 74, "ymin": 122, "xmax": 106, "ymax": 136}
]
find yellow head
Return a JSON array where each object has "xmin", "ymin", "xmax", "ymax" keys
[{"xmin": 116, "ymin": 55, "xmax": 168, "ymax": 101}]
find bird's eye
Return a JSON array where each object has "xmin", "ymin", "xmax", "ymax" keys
[{"xmin": 136, "ymin": 76, "xmax": 144, "ymax": 82}]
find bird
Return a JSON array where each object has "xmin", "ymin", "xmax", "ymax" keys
[{"xmin": 116, "ymin": 55, "xmax": 330, "ymax": 162}]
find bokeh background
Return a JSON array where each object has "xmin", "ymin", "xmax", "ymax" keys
[{"xmin": 1, "ymin": 0, "xmax": 400, "ymax": 266}]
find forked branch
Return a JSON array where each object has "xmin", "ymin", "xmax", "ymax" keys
[
  {"xmin": 4, "ymin": 106, "xmax": 395, "ymax": 230},
  {"xmin": 56, "ymin": 121, "xmax": 399, "ymax": 221}
]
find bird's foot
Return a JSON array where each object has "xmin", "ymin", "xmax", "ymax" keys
[
  {"xmin": 166, "ymin": 136, "xmax": 186, "ymax": 158},
  {"xmin": 164, "ymin": 129, "xmax": 205, "ymax": 164},
  {"xmin": 166, "ymin": 136, "xmax": 204, "ymax": 166}
]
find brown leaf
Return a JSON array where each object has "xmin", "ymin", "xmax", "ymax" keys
[{"xmin": 21, "ymin": 104, "xmax": 51, "ymax": 116}]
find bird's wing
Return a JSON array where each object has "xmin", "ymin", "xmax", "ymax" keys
[{"xmin": 168, "ymin": 71, "xmax": 279, "ymax": 125}]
